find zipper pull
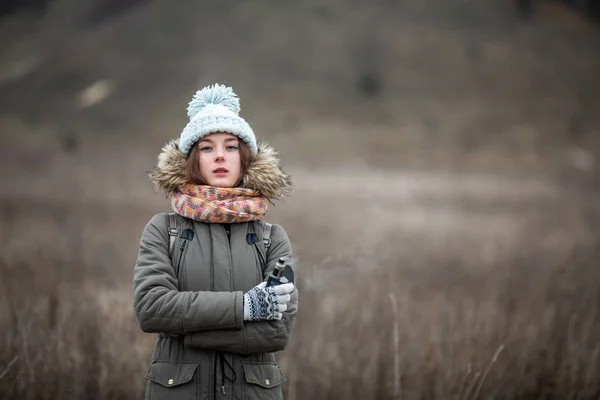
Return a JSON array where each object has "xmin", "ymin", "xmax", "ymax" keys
[{"xmin": 221, "ymin": 385, "xmax": 226, "ymax": 395}]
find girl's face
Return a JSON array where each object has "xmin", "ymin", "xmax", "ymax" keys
[{"xmin": 196, "ymin": 132, "xmax": 242, "ymax": 188}]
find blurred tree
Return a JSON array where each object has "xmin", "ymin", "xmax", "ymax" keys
[
  {"xmin": 83, "ymin": 0, "xmax": 149, "ymax": 27},
  {"xmin": 0, "ymin": 0, "xmax": 51, "ymax": 19},
  {"xmin": 516, "ymin": 0, "xmax": 534, "ymax": 18},
  {"xmin": 556, "ymin": 0, "xmax": 600, "ymax": 23},
  {"xmin": 61, "ymin": 130, "xmax": 80, "ymax": 154},
  {"xmin": 357, "ymin": 71, "xmax": 381, "ymax": 98}
]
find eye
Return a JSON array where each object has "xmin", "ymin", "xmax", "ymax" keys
[
  {"xmin": 226, "ymin": 145, "xmax": 239, "ymax": 151},
  {"xmin": 200, "ymin": 146, "xmax": 212, "ymax": 151}
]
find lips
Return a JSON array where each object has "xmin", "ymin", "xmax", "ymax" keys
[{"xmin": 213, "ymin": 167, "xmax": 228, "ymax": 174}]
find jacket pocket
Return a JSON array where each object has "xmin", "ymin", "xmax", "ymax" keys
[
  {"xmin": 241, "ymin": 362, "xmax": 286, "ymax": 400},
  {"xmin": 145, "ymin": 362, "xmax": 199, "ymax": 400}
]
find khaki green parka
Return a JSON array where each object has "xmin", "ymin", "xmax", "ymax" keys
[{"xmin": 133, "ymin": 140, "xmax": 296, "ymax": 400}]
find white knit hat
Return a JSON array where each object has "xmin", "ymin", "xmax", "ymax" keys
[{"xmin": 179, "ymin": 83, "xmax": 257, "ymax": 158}]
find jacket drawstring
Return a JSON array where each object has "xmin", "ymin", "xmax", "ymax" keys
[{"xmin": 213, "ymin": 351, "xmax": 237, "ymax": 395}]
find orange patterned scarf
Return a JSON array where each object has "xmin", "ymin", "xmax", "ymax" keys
[{"xmin": 171, "ymin": 185, "xmax": 268, "ymax": 223}]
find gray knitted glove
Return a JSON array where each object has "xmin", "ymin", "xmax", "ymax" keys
[{"xmin": 243, "ymin": 282, "xmax": 294, "ymax": 321}]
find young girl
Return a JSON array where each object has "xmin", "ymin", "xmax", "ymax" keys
[{"xmin": 133, "ymin": 84, "xmax": 297, "ymax": 400}]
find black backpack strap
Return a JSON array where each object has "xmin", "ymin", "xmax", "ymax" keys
[{"xmin": 167, "ymin": 213, "xmax": 178, "ymax": 260}]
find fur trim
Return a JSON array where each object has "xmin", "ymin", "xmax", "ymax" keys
[
  {"xmin": 148, "ymin": 140, "xmax": 292, "ymax": 201},
  {"xmin": 244, "ymin": 142, "xmax": 292, "ymax": 201}
]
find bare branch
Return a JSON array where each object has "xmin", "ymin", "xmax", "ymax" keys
[
  {"xmin": 472, "ymin": 344, "xmax": 505, "ymax": 400},
  {"xmin": 0, "ymin": 356, "xmax": 18, "ymax": 381}
]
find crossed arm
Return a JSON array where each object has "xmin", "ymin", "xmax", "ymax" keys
[{"xmin": 133, "ymin": 214, "xmax": 297, "ymax": 354}]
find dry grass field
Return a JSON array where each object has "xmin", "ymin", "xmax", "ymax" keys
[{"xmin": 1, "ymin": 167, "xmax": 599, "ymax": 399}]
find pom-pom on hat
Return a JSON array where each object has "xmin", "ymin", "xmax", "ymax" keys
[{"xmin": 179, "ymin": 83, "xmax": 257, "ymax": 158}]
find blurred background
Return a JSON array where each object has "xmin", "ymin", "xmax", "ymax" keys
[{"xmin": 0, "ymin": 0, "xmax": 599, "ymax": 399}]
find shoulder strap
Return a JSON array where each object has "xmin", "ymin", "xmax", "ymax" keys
[
  {"xmin": 263, "ymin": 222, "xmax": 272, "ymax": 250},
  {"xmin": 167, "ymin": 213, "xmax": 178, "ymax": 259}
]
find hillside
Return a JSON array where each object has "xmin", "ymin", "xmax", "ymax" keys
[{"xmin": 1, "ymin": 0, "xmax": 598, "ymax": 180}]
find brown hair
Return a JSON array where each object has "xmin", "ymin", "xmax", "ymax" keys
[{"xmin": 185, "ymin": 138, "xmax": 252, "ymax": 186}]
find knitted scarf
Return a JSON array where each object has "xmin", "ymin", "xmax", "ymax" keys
[{"xmin": 171, "ymin": 184, "xmax": 268, "ymax": 223}]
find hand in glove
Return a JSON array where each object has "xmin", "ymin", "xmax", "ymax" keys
[{"xmin": 243, "ymin": 282, "xmax": 295, "ymax": 321}]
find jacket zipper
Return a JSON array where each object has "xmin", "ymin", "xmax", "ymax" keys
[
  {"xmin": 210, "ymin": 226, "xmax": 215, "ymax": 291},
  {"xmin": 224, "ymin": 224, "xmax": 234, "ymax": 291},
  {"xmin": 223, "ymin": 224, "xmax": 234, "ymax": 399}
]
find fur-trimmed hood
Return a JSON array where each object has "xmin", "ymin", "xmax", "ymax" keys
[{"xmin": 149, "ymin": 140, "xmax": 292, "ymax": 201}]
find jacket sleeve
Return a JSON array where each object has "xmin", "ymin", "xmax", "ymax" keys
[
  {"xmin": 133, "ymin": 214, "xmax": 244, "ymax": 333},
  {"xmin": 183, "ymin": 224, "xmax": 298, "ymax": 354}
]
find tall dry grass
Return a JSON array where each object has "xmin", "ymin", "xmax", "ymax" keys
[{"xmin": 0, "ymin": 189, "xmax": 599, "ymax": 400}]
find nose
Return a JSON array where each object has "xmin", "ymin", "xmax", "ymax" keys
[{"xmin": 215, "ymin": 147, "xmax": 225, "ymax": 162}]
